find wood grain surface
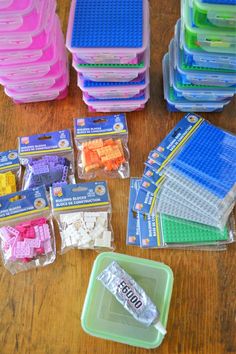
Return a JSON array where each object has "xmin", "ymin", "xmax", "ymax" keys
[{"xmin": 0, "ymin": 1, "xmax": 235, "ymax": 353}]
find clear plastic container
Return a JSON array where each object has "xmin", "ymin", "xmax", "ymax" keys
[
  {"xmin": 193, "ymin": 0, "xmax": 236, "ymax": 28},
  {"xmin": 169, "ymin": 46, "xmax": 236, "ymax": 101},
  {"xmin": 85, "ymin": 85, "xmax": 150, "ymax": 112},
  {"xmin": 81, "ymin": 252, "xmax": 174, "ymax": 349},
  {"xmin": 172, "ymin": 36, "xmax": 236, "ymax": 87},
  {"xmin": 5, "ymin": 73, "xmax": 69, "ymax": 103},
  {"xmin": 177, "ymin": 19, "xmax": 236, "ymax": 70},
  {"xmin": 77, "ymin": 70, "xmax": 149, "ymax": 99},
  {"xmin": 0, "ymin": 0, "xmax": 56, "ymax": 50},
  {"xmin": 0, "ymin": 0, "xmax": 46, "ymax": 33},
  {"xmin": 73, "ymin": 48, "xmax": 150, "ymax": 82},
  {"xmin": 163, "ymin": 53, "xmax": 231, "ymax": 112},
  {"xmin": 0, "ymin": 32, "xmax": 67, "ymax": 81},
  {"xmin": 182, "ymin": 0, "xmax": 236, "ymax": 53},
  {"xmin": 0, "ymin": 16, "xmax": 57, "ymax": 67},
  {"xmin": 66, "ymin": 0, "xmax": 150, "ymax": 64}
]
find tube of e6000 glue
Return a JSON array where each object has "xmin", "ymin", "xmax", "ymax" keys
[{"xmin": 97, "ymin": 261, "xmax": 167, "ymax": 335}]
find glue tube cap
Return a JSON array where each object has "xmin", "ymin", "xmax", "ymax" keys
[{"xmin": 154, "ymin": 321, "xmax": 167, "ymax": 335}]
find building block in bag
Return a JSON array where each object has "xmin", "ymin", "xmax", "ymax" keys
[
  {"xmin": 0, "ymin": 171, "xmax": 17, "ymax": 196},
  {"xmin": 82, "ymin": 138, "xmax": 126, "ymax": 173}
]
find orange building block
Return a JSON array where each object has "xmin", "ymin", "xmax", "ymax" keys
[{"xmin": 81, "ymin": 138, "xmax": 126, "ymax": 173}]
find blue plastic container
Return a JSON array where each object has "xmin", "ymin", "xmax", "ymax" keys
[
  {"xmin": 177, "ymin": 20, "xmax": 236, "ymax": 70},
  {"xmin": 163, "ymin": 54, "xmax": 230, "ymax": 112},
  {"xmin": 174, "ymin": 22, "xmax": 236, "ymax": 87},
  {"xmin": 169, "ymin": 46, "xmax": 236, "ymax": 101}
]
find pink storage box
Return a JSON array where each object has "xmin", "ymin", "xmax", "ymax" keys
[
  {"xmin": 0, "ymin": 0, "xmax": 35, "ymax": 9},
  {"xmin": 0, "ymin": 15, "xmax": 56, "ymax": 66},
  {"xmin": 73, "ymin": 48, "xmax": 150, "ymax": 82},
  {"xmin": 5, "ymin": 73, "xmax": 69, "ymax": 103},
  {"xmin": 3, "ymin": 70, "xmax": 68, "ymax": 93},
  {"xmin": 0, "ymin": 22, "xmax": 67, "ymax": 81},
  {"xmin": 0, "ymin": 0, "xmax": 56, "ymax": 50},
  {"xmin": 12, "ymin": 87, "xmax": 68, "ymax": 104},
  {"xmin": 78, "ymin": 70, "xmax": 149, "ymax": 99},
  {"xmin": 0, "ymin": 0, "xmax": 45, "ymax": 32},
  {"xmin": 66, "ymin": 0, "xmax": 150, "ymax": 65},
  {"xmin": 84, "ymin": 85, "xmax": 150, "ymax": 112}
]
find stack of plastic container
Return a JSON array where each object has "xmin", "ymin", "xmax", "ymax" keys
[
  {"xmin": 0, "ymin": 0, "xmax": 69, "ymax": 104},
  {"xmin": 66, "ymin": 0, "xmax": 150, "ymax": 112},
  {"xmin": 163, "ymin": 0, "xmax": 236, "ymax": 112}
]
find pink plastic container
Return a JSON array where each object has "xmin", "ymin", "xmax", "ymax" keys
[
  {"xmin": 73, "ymin": 48, "xmax": 150, "ymax": 82},
  {"xmin": 0, "ymin": 17, "xmax": 56, "ymax": 66},
  {"xmin": 5, "ymin": 73, "xmax": 69, "ymax": 103},
  {"xmin": 0, "ymin": 0, "xmax": 45, "ymax": 32},
  {"xmin": 0, "ymin": 0, "xmax": 33, "ymax": 13},
  {"xmin": 12, "ymin": 87, "xmax": 68, "ymax": 104},
  {"xmin": 4, "ymin": 70, "xmax": 68, "ymax": 93},
  {"xmin": 0, "ymin": 25, "xmax": 67, "ymax": 81},
  {"xmin": 84, "ymin": 85, "xmax": 150, "ymax": 112},
  {"xmin": 0, "ymin": 0, "xmax": 56, "ymax": 50},
  {"xmin": 78, "ymin": 70, "xmax": 149, "ymax": 99},
  {"xmin": 66, "ymin": 0, "xmax": 150, "ymax": 64}
]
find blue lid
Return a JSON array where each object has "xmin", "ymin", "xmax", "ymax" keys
[
  {"xmin": 81, "ymin": 75, "xmax": 146, "ymax": 88},
  {"xmin": 71, "ymin": 0, "xmax": 143, "ymax": 48}
]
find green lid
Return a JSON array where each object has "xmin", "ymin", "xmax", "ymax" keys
[{"xmin": 81, "ymin": 252, "xmax": 174, "ymax": 349}]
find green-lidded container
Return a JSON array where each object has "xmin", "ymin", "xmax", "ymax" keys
[
  {"xmin": 193, "ymin": 0, "xmax": 236, "ymax": 30},
  {"xmin": 81, "ymin": 252, "xmax": 174, "ymax": 349},
  {"xmin": 182, "ymin": 0, "xmax": 236, "ymax": 54}
]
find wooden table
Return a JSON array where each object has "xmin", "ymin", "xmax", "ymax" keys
[{"xmin": 0, "ymin": 1, "xmax": 235, "ymax": 353}]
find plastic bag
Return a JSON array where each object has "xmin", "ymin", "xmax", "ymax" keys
[
  {"xmin": 74, "ymin": 114, "xmax": 130, "ymax": 179},
  {"xmin": 0, "ymin": 186, "xmax": 56, "ymax": 274},
  {"xmin": 134, "ymin": 113, "xmax": 236, "ymax": 230},
  {"xmin": 50, "ymin": 181, "xmax": 114, "ymax": 253},
  {"xmin": 0, "ymin": 149, "xmax": 21, "ymax": 196},
  {"xmin": 18, "ymin": 130, "xmax": 75, "ymax": 190},
  {"xmin": 127, "ymin": 178, "xmax": 235, "ymax": 250}
]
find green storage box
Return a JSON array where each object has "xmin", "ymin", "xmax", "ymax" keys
[{"xmin": 81, "ymin": 252, "xmax": 174, "ymax": 349}]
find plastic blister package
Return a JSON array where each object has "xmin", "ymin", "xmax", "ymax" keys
[
  {"xmin": 127, "ymin": 178, "xmax": 235, "ymax": 250},
  {"xmin": 74, "ymin": 114, "xmax": 130, "ymax": 179},
  {"xmin": 18, "ymin": 129, "xmax": 75, "ymax": 190},
  {"xmin": 0, "ymin": 186, "xmax": 56, "ymax": 274},
  {"xmin": 0, "ymin": 149, "xmax": 21, "ymax": 196},
  {"xmin": 133, "ymin": 114, "xmax": 236, "ymax": 235},
  {"xmin": 50, "ymin": 181, "xmax": 114, "ymax": 253}
]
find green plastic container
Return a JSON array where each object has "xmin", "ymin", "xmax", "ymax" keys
[
  {"xmin": 182, "ymin": 0, "xmax": 236, "ymax": 53},
  {"xmin": 81, "ymin": 252, "xmax": 174, "ymax": 349},
  {"xmin": 193, "ymin": 0, "xmax": 236, "ymax": 30}
]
